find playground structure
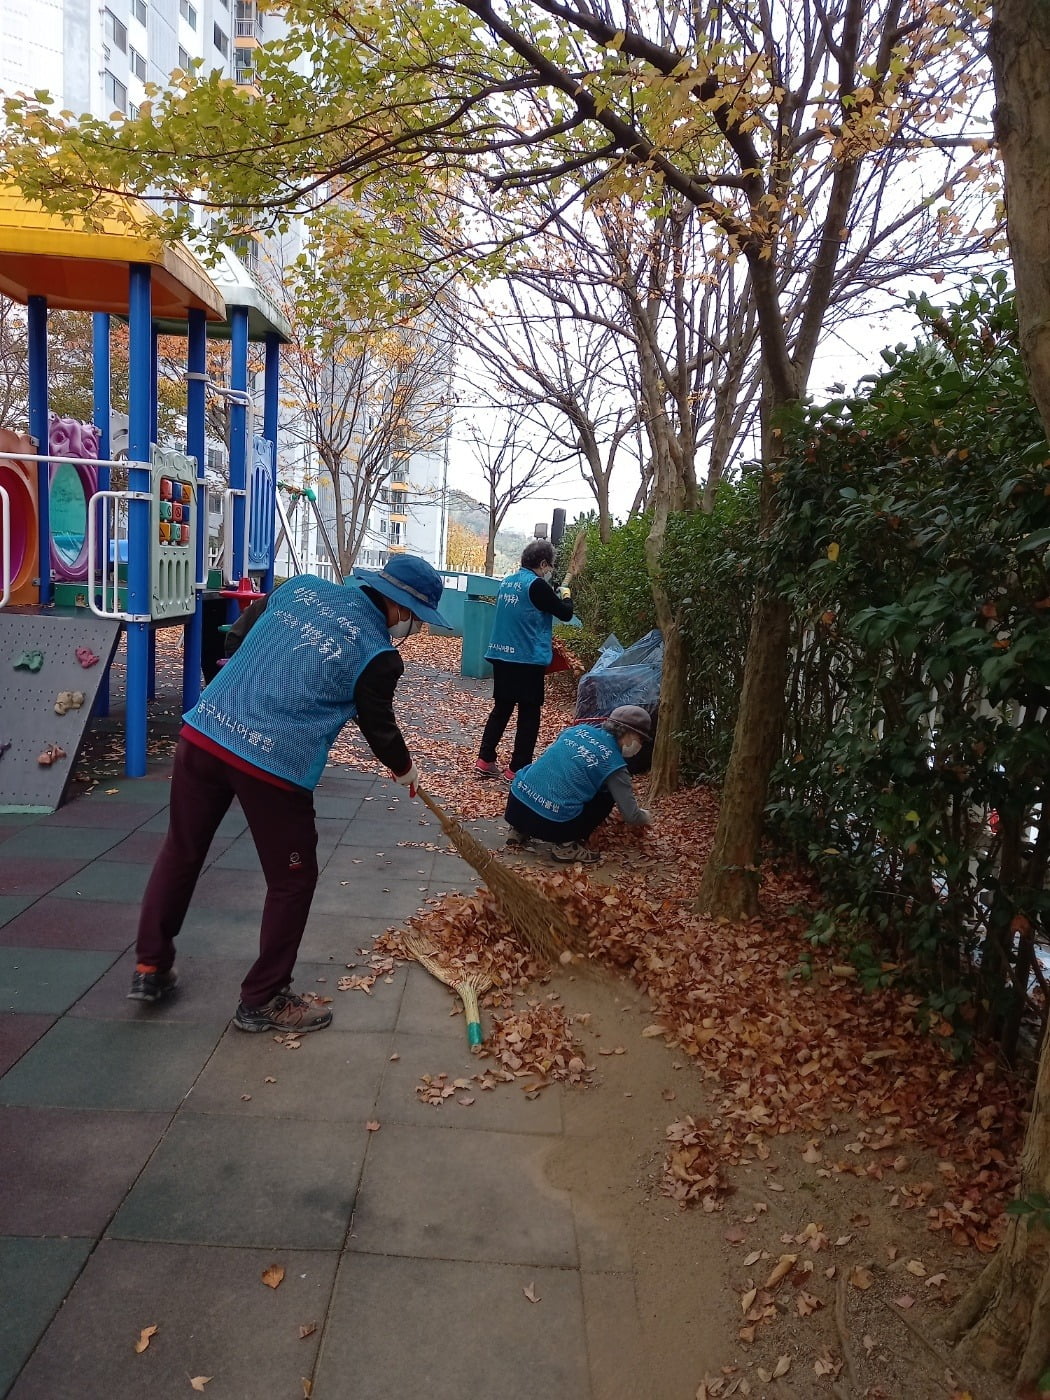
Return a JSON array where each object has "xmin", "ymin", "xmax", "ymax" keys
[{"xmin": 0, "ymin": 185, "xmax": 290, "ymax": 809}]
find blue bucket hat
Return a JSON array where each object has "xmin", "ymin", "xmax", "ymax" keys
[{"xmin": 353, "ymin": 554, "xmax": 451, "ymax": 630}]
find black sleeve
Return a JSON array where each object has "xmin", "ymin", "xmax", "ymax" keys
[
  {"xmin": 528, "ymin": 576, "xmax": 575, "ymax": 622},
  {"xmin": 224, "ymin": 595, "xmax": 269, "ymax": 656},
  {"xmin": 353, "ymin": 650, "xmax": 411, "ymax": 775}
]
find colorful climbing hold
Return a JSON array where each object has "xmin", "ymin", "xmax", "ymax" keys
[
  {"xmin": 75, "ymin": 647, "xmax": 99, "ymax": 669},
  {"xmin": 13, "ymin": 650, "xmax": 44, "ymax": 672}
]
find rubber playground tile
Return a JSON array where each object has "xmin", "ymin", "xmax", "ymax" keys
[
  {"xmin": 314, "ymin": 1254, "xmax": 589, "ymax": 1400},
  {"xmin": 37, "ymin": 800, "xmax": 150, "ymax": 830},
  {"xmin": 190, "ymin": 869, "xmax": 269, "ymax": 910},
  {"xmin": 67, "ymin": 950, "xmax": 247, "ymax": 1026},
  {"xmin": 110, "ymin": 1114, "xmax": 367, "ymax": 1249},
  {"xmin": 0, "ymin": 824, "xmax": 125, "ymax": 861},
  {"xmin": 82, "ymin": 781, "xmax": 172, "ymax": 806},
  {"xmin": 349, "ymin": 1122, "xmax": 578, "ymax": 1268},
  {"xmin": 0, "ymin": 1105, "xmax": 170, "ymax": 1236},
  {"xmin": 0, "ymin": 895, "xmax": 34, "ymax": 927},
  {"xmin": 0, "ymin": 1013, "xmax": 55, "ymax": 1077},
  {"xmin": 374, "ymin": 1030, "xmax": 564, "ymax": 1137},
  {"xmin": 0, "ymin": 857, "xmax": 91, "ymax": 898},
  {"xmin": 0, "ymin": 895, "xmax": 138, "ymax": 950},
  {"xmin": 183, "ymin": 1026, "xmax": 391, "ymax": 1122},
  {"xmin": 48, "ymin": 860, "xmax": 154, "ymax": 903},
  {"xmin": 0, "ymin": 1018, "xmax": 221, "ymax": 1112},
  {"xmin": 0, "ymin": 947, "xmax": 120, "ymax": 1015},
  {"xmin": 0, "ymin": 1236, "xmax": 93, "ymax": 1400},
  {"xmin": 5, "ymin": 1240, "xmax": 336, "ymax": 1400},
  {"xmin": 140, "ymin": 807, "xmax": 247, "ymax": 838},
  {"xmin": 96, "ymin": 829, "xmax": 168, "ymax": 863}
]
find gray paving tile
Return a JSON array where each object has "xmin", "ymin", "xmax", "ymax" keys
[
  {"xmin": 0, "ymin": 1105, "xmax": 170, "ymax": 1235},
  {"xmin": 173, "ymin": 908, "xmax": 265, "ymax": 960},
  {"xmin": 183, "ymin": 1026, "xmax": 390, "ymax": 1121},
  {"xmin": 315, "ymin": 1254, "xmax": 589, "ymax": 1400},
  {"xmin": 0, "ymin": 1013, "xmax": 55, "ymax": 1076},
  {"xmin": 5, "ymin": 1240, "xmax": 336, "ymax": 1400},
  {"xmin": 96, "ymin": 829, "xmax": 168, "ymax": 863},
  {"xmin": 37, "ymin": 801, "xmax": 146, "ymax": 830},
  {"xmin": 81, "ymin": 780, "xmax": 171, "ymax": 806},
  {"xmin": 0, "ymin": 896, "xmax": 138, "ymax": 950},
  {"xmin": 293, "ymin": 912, "xmax": 402, "ymax": 968},
  {"xmin": 582, "ymin": 1272, "xmax": 653, "ymax": 1400},
  {"xmin": 297, "ymin": 961, "xmax": 405, "ymax": 1033},
  {"xmin": 350, "ymin": 1122, "xmax": 577, "ymax": 1267},
  {"xmin": 377, "ymin": 1029, "xmax": 563, "ymax": 1135},
  {"xmin": 0, "ymin": 1237, "xmax": 93, "ymax": 1399},
  {"xmin": 0, "ymin": 825, "xmax": 124, "ymax": 860},
  {"xmin": 0, "ymin": 947, "xmax": 120, "ymax": 1014},
  {"xmin": 308, "ymin": 875, "xmax": 431, "ymax": 921},
  {"xmin": 110, "ymin": 1114, "xmax": 366, "ymax": 1248},
  {"xmin": 48, "ymin": 860, "xmax": 153, "ymax": 903},
  {"xmin": 0, "ymin": 1018, "xmax": 221, "ymax": 1111},
  {"xmin": 396, "ymin": 959, "xmax": 477, "ymax": 1036},
  {"xmin": 184, "ymin": 868, "xmax": 268, "ymax": 910}
]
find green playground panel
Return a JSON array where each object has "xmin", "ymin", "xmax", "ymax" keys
[{"xmin": 150, "ymin": 446, "xmax": 197, "ymax": 621}]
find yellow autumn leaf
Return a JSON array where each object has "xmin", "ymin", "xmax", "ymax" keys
[
  {"xmin": 827, "ymin": 541, "xmax": 840, "ymax": 561},
  {"xmin": 189, "ymin": 1379, "xmax": 212, "ymax": 1393},
  {"xmin": 261, "ymin": 1264, "xmax": 285, "ymax": 1289},
  {"xmin": 134, "ymin": 1325, "xmax": 158, "ymax": 1354}
]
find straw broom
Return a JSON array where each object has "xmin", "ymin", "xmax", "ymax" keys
[
  {"xmin": 560, "ymin": 529, "xmax": 588, "ymax": 590},
  {"xmin": 417, "ymin": 789, "xmax": 587, "ymax": 965},
  {"xmin": 402, "ymin": 932, "xmax": 491, "ymax": 1047}
]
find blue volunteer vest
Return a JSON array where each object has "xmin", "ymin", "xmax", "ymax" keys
[
  {"xmin": 485, "ymin": 568, "xmax": 553, "ymax": 665},
  {"xmin": 511, "ymin": 724, "xmax": 626, "ymax": 822},
  {"xmin": 185, "ymin": 576, "xmax": 394, "ymax": 789}
]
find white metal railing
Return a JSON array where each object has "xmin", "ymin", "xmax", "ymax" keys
[
  {"xmin": 0, "ymin": 483, "xmax": 10, "ymax": 608},
  {"xmin": 87, "ymin": 488, "xmax": 151, "ymax": 622}
]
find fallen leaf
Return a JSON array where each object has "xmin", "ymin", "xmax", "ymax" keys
[
  {"xmin": 642, "ymin": 1025, "xmax": 666, "ymax": 1038},
  {"xmin": 134, "ymin": 1325, "xmax": 158, "ymax": 1354},
  {"xmin": 523, "ymin": 1282, "xmax": 541, "ymax": 1303},
  {"xmin": 299, "ymin": 1322, "xmax": 317, "ymax": 1340},
  {"xmin": 724, "ymin": 1227, "xmax": 746, "ymax": 1245},
  {"xmin": 894, "ymin": 1294, "xmax": 916, "ymax": 1309},
  {"xmin": 264, "ymin": 1076, "xmax": 277, "ymax": 1084},
  {"xmin": 365, "ymin": 1120, "xmax": 381, "ymax": 1132},
  {"xmin": 802, "ymin": 1141, "xmax": 822, "ymax": 1164},
  {"xmin": 302, "ymin": 1380, "xmax": 313, "ymax": 1398},
  {"xmin": 740, "ymin": 1287, "xmax": 757, "ymax": 1314},
  {"xmin": 764, "ymin": 1254, "xmax": 797, "ymax": 1289},
  {"xmin": 773, "ymin": 1354, "xmax": 791, "ymax": 1378},
  {"xmin": 849, "ymin": 1266, "xmax": 874, "ymax": 1291},
  {"xmin": 189, "ymin": 1378, "xmax": 212, "ymax": 1392},
  {"xmin": 925, "ymin": 1273, "xmax": 948, "ymax": 1288},
  {"xmin": 743, "ymin": 1250, "xmax": 762, "ymax": 1266},
  {"xmin": 796, "ymin": 1291, "xmax": 822, "ymax": 1316},
  {"xmin": 457, "ymin": 1095, "xmax": 476, "ymax": 1106},
  {"xmin": 261, "ymin": 1265, "xmax": 285, "ymax": 1289},
  {"xmin": 905, "ymin": 1259, "xmax": 927, "ymax": 1277},
  {"xmin": 240, "ymin": 1094, "xmax": 252, "ymax": 1102}
]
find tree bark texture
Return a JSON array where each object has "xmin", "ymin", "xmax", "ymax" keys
[
  {"xmin": 945, "ymin": 1022, "xmax": 1050, "ymax": 1383},
  {"xmin": 991, "ymin": 0, "xmax": 1050, "ymax": 444},
  {"xmin": 695, "ymin": 588, "xmax": 792, "ymax": 918}
]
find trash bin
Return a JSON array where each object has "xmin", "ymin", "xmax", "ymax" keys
[{"xmin": 461, "ymin": 594, "xmax": 496, "ymax": 679}]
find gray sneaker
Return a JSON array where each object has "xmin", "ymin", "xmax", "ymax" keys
[
  {"xmin": 234, "ymin": 991, "xmax": 333, "ymax": 1034},
  {"xmin": 127, "ymin": 967, "xmax": 179, "ymax": 1002}
]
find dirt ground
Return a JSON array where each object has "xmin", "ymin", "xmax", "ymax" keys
[{"xmin": 542, "ymin": 964, "xmax": 1013, "ymax": 1400}]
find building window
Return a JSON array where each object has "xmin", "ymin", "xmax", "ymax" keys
[
  {"xmin": 235, "ymin": 1, "xmax": 262, "ymax": 38},
  {"xmin": 234, "ymin": 47, "xmax": 255, "ymax": 84},
  {"xmin": 179, "ymin": 0, "xmax": 197, "ymax": 28},
  {"xmin": 132, "ymin": 0, "xmax": 147, "ymax": 24},
  {"xmin": 103, "ymin": 71, "xmax": 127, "ymax": 113},
  {"xmin": 129, "ymin": 46, "xmax": 147, "ymax": 80},
  {"xmin": 104, "ymin": 9, "xmax": 127, "ymax": 52},
  {"xmin": 390, "ymin": 521, "xmax": 403, "ymax": 546},
  {"xmin": 178, "ymin": 45, "xmax": 192, "ymax": 70},
  {"xmin": 129, "ymin": 102, "xmax": 140, "ymax": 120},
  {"xmin": 213, "ymin": 24, "xmax": 228, "ymax": 56}
]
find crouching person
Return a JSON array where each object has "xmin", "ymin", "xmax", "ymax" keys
[{"xmin": 503, "ymin": 706, "xmax": 653, "ymax": 865}]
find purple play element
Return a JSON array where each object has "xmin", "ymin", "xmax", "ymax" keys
[
  {"xmin": 48, "ymin": 416, "xmax": 100, "ymax": 582},
  {"xmin": 0, "ymin": 462, "xmax": 32, "ymax": 581}
]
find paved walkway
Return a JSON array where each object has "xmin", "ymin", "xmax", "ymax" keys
[{"xmin": 0, "ymin": 734, "xmax": 654, "ymax": 1396}]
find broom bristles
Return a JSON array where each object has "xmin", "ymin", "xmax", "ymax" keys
[
  {"xmin": 562, "ymin": 530, "xmax": 588, "ymax": 587},
  {"xmin": 418, "ymin": 789, "xmax": 587, "ymax": 963}
]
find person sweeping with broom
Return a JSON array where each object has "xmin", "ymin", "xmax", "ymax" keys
[
  {"xmin": 503, "ymin": 706, "xmax": 654, "ymax": 864},
  {"xmin": 127, "ymin": 555, "xmax": 451, "ymax": 1034},
  {"xmin": 475, "ymin": 538, "xmax": 575, "ymax": 782}
]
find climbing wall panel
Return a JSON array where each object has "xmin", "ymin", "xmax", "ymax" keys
[{"xmin": 0, "ymin": 607, "xmax": 122, "ymax": 813}]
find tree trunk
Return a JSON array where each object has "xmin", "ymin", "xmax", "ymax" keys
[
  {"xmin": 944, "ymin": 1023, "xmax": 1050, "ymax": 1385},
  {"xmin": 991, "ymin": 0, "xmax": 1050, "ymax": 444},
  {"xmin": 695, "ymin": 587, "xmax": 792, "ymax": 918},
  {"xmin": 644, "ymin": 500, "xmax": 682, "ymax": 798},
  {"xmin": 938, "ymin": 2, "xmax": 1050, "ymax": 1380}
]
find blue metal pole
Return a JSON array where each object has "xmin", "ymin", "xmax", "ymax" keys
[
  {"xmin": 228, "ymin": 306, "xmax": 249, "ymax": 590},
  {"xmin": 92, "ymin": 313, "xmax": 112, "ymax": 718},
  {"xmin": 125, "ymin": 263, "xmax": 153, "ymax": 778},
  {"xmin": 27, "ymin": 296, "xmax": 50, "ymax": 605},
  {"xmin": 183, "ymin": 308, "xmax": 207, "ymax": 710},
  {"xmin": 262, "ymin": 332, "xmax": 280, "ymax": 592},
  {"xmin": 146, "ymin": 327, "xmax": 160, "ymax": 703}
]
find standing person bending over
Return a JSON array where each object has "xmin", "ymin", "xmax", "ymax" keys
[
  {"xmin": 475, "ymin": 539, "xmax": 574, "ymax": 781},
  {"xmin": 504, "ymin": 706, "xmax": 654, "ymax": 864},
  {"xmin": 128, "ymin": 555, "xmax": 451, "ymax": 1034}
]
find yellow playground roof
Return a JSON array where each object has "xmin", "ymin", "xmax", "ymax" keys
[{"xmin": 0, "ymin": 183, "xmax": 226, "ymax": 321}]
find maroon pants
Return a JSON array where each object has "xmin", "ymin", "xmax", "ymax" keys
[{"xmin": 136, "ymin": 738, "xmax": 319, "ymax": 1007}]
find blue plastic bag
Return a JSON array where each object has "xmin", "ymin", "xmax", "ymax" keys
[{"xmin": 575, "ymin": 629, "xmax": 663, "ymax": 719}]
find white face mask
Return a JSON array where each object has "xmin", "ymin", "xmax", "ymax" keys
[
  {"xmin": 621, "ymin": 736, "xmax": 642, "ymax": 759},
  {"xmin": 389, "ymin": 613, "xmax": 422, "ymax": 641}
]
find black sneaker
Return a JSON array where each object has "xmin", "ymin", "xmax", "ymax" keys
[
  {"xmin": 234, "ymin": 991, "xmax": 333, "ymax": 1034},
  {"xmin": 127, "ymin": 967, "xmax": 179, "ymax": 1002},
  {"xmin": 506, "ymin": 828, "xmax": 534, "ymax": 850}
]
